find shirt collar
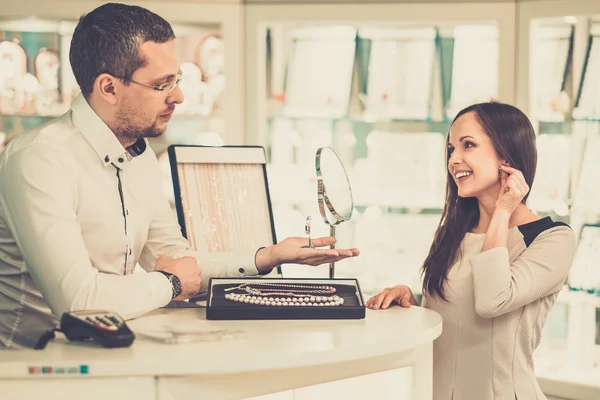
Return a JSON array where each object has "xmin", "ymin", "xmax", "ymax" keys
[{"xmin": 71, "ymin": 93, "xmax": 147, "ymax": 169}]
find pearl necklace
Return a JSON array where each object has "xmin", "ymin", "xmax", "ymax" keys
[
  {"xmin": 224, "ymin": 282, "xmax": 337, "ymax": 297},
  {"xmin": 225, "ymin": 293, "xmax": 344, "ymax": 307},
  {"xmin": 223, "ymin": 282, "xmax": 343, "ymax": 307}
]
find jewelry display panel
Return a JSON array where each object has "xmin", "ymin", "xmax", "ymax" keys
[
  {"xmin": 358, "ymin": 27, "xmax": 437, "ymax": 121},
  {"xmin": 530, "ymin": 23, "xmax": 573, "ymax": 122},
  {"xmin": 0, "ymin": 21, "xmax": 71, "ymax": 120},
  {"xmin": 569, "ymin": 224, "xmax": 600, "ymax": 294},
  {"xmin": 174, "ymin": 27, "xmax": 226, "ymax": 117},
  {"xmin": 574, "ymin": 23, "xmax": 600, "ymax": 120},
  {"xmin": 282, "ymin": 26, "xmax": 357, "ymax": 119},
  {"xmin": 168, "ymin": 145, "xmax": 277, "ymax": 255},
  {"xmin": 572, "ymin": 127, "xmax": 600, "ymax": 215},
  {"xmin": 207, "ymin": 278, "xmax": 366, "ymax": 320},
  {"xmin": 446, "ymin": 25, "xmax": 499, "ymax": 119},
  {"xmin": 527, "ymin": 133, "xmax": 571, "ymax": 215}
]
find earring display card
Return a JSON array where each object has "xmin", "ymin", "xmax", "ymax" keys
[
  {"xmin": 206, "ymin": 278, "xmax": 366, "ymax": 320},
  {"xmin": 569, "ymin": 224, "xmax": 600, "ymax": 294},
  {"xmin": 530, "ymin": 24, "xmax": 573, "ymax": 122},
  {"xmin": 528, "ymin": 133, "xmax": 571, "ymax": 213},
  {"xmin": 574, "ymin": 24, "xmax": 600, "ymax": 119}
]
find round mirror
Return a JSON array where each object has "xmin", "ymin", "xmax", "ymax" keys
[
  {"xmin": 314, "ymin": 147, "xmax": 353, "ymax": 279},
  {"xmin": 316, "ymin": 147, "xmax": 353, "ymax": 225}
]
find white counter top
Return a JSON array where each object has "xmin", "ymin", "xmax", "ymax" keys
[
  {"xmin": 0, "ymin": 306, "xmax": 441, "ymax": 378},
  {"xmin": 0, "ymin": 306, "xmax": 442, "ymax": 400}
]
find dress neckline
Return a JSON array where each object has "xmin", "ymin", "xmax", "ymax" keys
[{"xmin": 466, "ymin": 216, "xmax": 551, "ymax": 236}]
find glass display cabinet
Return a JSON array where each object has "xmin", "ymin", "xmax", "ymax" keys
[
  {"xmin": 519, "ymin": 2, "xmax": 600, "ymax": 395},
  {"xmin": 0, "ymin": 21, "xmax": 227, "ymax": 144},
  {"xmin": 245, "ymin": 1, "xmax": 516, "ymax": 293}
]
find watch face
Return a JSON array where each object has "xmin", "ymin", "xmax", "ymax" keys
[{"xmin": 171, "ymin": 275, "xmax": 183, "ymax": 297}]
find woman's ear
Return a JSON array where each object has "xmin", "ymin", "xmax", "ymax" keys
[{"xmin": 498, "ymin": 161, "xmax": 509, "ymax": 179}]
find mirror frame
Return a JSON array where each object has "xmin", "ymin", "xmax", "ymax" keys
[{"xmin": 315, "ymin": 147, "xmax": 354, "ymax": 226}]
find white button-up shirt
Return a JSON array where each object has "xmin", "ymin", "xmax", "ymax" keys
[{"xmin": 0, "ymin": 94, "xmax": 258, "ymax": 348}]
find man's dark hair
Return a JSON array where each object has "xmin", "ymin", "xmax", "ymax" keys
[{"xmin": 69, "ymin": 3, "xmax": 175, "ymax": 97}]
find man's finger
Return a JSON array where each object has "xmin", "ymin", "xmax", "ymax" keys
[
  {"xmin": 299, "ymin": 249, "xmax": 339, "ymax": 258},
  {"xmin": 309, "ymin": 237, "xmax": 337, "ymax": 248}
]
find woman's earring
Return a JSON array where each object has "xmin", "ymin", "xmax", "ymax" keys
[{"xmin": 498, "ymin": 167, "xmax": 502, "ymax": 179}]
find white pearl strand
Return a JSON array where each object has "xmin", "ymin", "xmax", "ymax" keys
[{"xmin": 225, "ymin": 293, "xmax": 344, "ymax": 307}]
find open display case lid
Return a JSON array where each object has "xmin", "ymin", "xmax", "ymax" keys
[{"xmin": 168, "ymin": 145, "xmax": 278, "ymax": 259}]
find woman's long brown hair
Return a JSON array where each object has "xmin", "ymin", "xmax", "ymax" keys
[{"xmin": 421, "ymin": 102, "xmax": 537, "ymax": 300}]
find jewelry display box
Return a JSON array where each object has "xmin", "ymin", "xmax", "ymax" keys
[
  {"xmin": 168, "ymin": 145, "xmax": 281, "ymax": 277},
  {"xmin": 206, "ymin": 278, "xmax": 366, "ymax": 320}
]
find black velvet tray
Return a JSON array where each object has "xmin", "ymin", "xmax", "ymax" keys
[{"xmin": 206, "ymin": 277, "xmax": 366, "ymax": 320}]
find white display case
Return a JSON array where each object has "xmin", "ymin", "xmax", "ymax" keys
[
  {"xmin": 517, "ymin": 2, "xmax": 600, "ymax": 397},
  {"xmin": 245, "ymin": 1, "xmax": 516, "ymax": 294}
]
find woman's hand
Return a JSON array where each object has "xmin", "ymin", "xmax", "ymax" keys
[
  {"xmin": 366, "ymin": 285, "xmax": 417, "ymax": 310},
  {"xmin": 496, "ymin": 165, "xmax": 529, "ymax": 214}
]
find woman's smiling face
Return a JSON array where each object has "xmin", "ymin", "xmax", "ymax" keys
[{"xmin": 447, "ymin": 111, "xmax": 503, "ymax": 199}]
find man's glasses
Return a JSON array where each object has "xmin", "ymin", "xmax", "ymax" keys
[{"xmin": 126, "ymin": 71, "xmax": 183, "ymax": 97}]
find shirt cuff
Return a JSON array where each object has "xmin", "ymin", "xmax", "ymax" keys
[
  {"xmin": 146, "ymin": 270, "xmax": 174, "ymax": 306},
  {"xmin": 231, "ymin": 250, "xmax": 260, "ymax": 276}
]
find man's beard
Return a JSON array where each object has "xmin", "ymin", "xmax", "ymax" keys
[{"xmin": 113, "ymin": 111, "xmax": 165, "ymax": 145}]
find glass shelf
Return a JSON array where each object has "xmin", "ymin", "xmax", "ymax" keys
[{"xmin": 529, "ymin": 21, "xmax": 573, "ymax": 123}]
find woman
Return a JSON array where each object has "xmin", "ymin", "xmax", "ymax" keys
[{"xmin": 366, "ymin": 102, "xmax": 576, "ymax": 400}]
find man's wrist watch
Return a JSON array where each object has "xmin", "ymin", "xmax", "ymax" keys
[{"xmin": 156, "ymin": 271, "xmax": 182, "ymax": 299}]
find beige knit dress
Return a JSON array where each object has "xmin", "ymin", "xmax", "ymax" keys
[{"xmin": 423, "ymin": 217, "xmax": 576, "ymax": 400}]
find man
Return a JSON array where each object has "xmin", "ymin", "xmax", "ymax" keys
[{"xmin": 0, "ymin": 3, "xmax": 359, "ymax": 349}]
